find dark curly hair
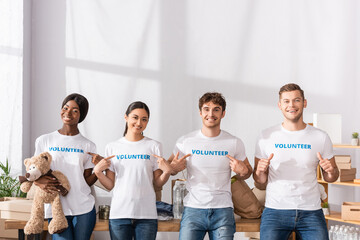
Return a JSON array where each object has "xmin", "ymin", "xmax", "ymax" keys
[{"xmin": 198, "ymin": 92, "xmax": 226, "ymax": 112}]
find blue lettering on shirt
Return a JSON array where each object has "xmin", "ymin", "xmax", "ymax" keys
[
  {"xmin": 274, "ymin": 144, "xmax": 311, "ymax": 149},
  {"xmin": 115, "ymin": 154, "xmax": 151, "ymax": 160},
  {"xmin": 48, "ymin": 147, "xmax": 85, "ymax": 153},
  {"xmin": 191, "ymin": 149, "xmax": 229, "ymax": 156}
]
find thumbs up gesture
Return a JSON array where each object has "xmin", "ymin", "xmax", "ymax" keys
[
  {"xmin": 255, "ymin": 153, "xmax": 273, "ymax": 175},
  {"xmin": 317, "ymin": 152, "xmax": 335, "ymax": 174}
]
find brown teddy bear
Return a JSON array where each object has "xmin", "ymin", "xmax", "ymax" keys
[{"xmin": 19, "ymin": 152, "xmax": 70, "ymax": 235}]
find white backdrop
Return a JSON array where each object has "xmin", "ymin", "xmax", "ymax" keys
[{"xmin": 24, "ymin": 0, "xmax": 360, "ymax": 239}]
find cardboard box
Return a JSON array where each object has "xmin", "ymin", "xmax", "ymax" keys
[
  {"xmin": 337, "ymin": 174, "xmax": 356, "ymax": 182},
  {"xmin": 335, "ymin": 155, "xmax": 351, "ymax": 163},
  {"xmin": 1, "ymin": 210, "xmax": 31, "ymax": 221},
  {"xmin": 0, "ymin": 197, "xmax": 31, "ymax": 239},
  {"xmin": 0, "ymin": 218, "xmax": 17, "ymax": 239},
  {"xmin": 339, "ymin": 168, "xmax": 356, "ymax": 175},
  {"xmin": 320, "ymin": 168, "xmax": 356, "ymax": 182},
  {"xmin": 354, "ymin": 179, "xmax": 360, "ymax": 184},
  {"xmin": 336, "ymin": 163, "xmax": 352, "ymax": 169},
  {"xmin": 342, "ymin": 202, "xmax": 360, "ymax": 221},
  {"xmin": 334, "ymin": 168, "xmax": 357, "ymax": 182},
  {"xmin": 0, "ymin": 197, "xmax": 32, "ymax": 221}
]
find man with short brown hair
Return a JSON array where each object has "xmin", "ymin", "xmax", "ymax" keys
[
  {"xmin": 170, "ymin": 92, "xmax": 252, "ymax": 240},
  {"xmin": 254, "ymin": 83, "xmax": 338, "ymax": 240}
]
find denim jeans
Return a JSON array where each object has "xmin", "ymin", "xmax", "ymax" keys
[
  {"xmin": 179, "ymin": 207, "xmax": 235, "ymax": 240},
  {"xmin": 109, "ymin": 218, "xmax": 158, "ymax": 240},
  {"xmin": 260, "ymin": 207, "xmax": 329, "ymax": 240},
  {"xmin": 48, "ymin": 206, "xmax": 96, "ymax": 240}
]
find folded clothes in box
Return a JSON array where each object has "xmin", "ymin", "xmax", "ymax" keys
[{"xmin": 0, "ymin": 197, "xmax": 32, "ymax": 221}]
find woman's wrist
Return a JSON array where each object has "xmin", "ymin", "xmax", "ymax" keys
[{"xmin": 93, "ymin": 168, "xmax": 103, "ymax": 176}]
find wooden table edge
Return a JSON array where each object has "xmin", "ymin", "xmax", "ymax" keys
[{"xmin": 5, "ymin": 217, "xmax": 261, "ymax": 232}]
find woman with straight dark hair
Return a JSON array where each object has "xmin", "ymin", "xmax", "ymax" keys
[
  {"xmin": 92, "ymin": 101, "xmax": 173, "ymax": 240},
  {"xmin": 34, "ymin": 93, "xmax": 97, "ymax": 240}
]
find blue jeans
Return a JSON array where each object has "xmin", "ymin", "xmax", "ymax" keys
[
  {"xmin": 48, "ymin": 206, "xmax": 96, "ymax": 240},
  {"xmin": 179, "ymin": 207, "xmax": 235, "ymax": 240},
  {"xmin": 109, "ymin": 218, "xmax": 158, "ymax": 240},
  {"xmin": 260, "ymin": 207, "xmax": 329, "ymax": 240}
]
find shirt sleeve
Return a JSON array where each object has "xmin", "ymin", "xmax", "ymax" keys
[
  {"xmin": 34, "ymin": 137, "xmax": 43, "ymax": 156},
  {"xmin": 84, "ymin": 142, "xmax": 96, "ymax": 169},
  {"xmin": 173, "ymin": 136, "xmax": 185, "ymax": 158},
  {"xmin": 234, "ymin": 138, "xmax": 247, "ymax": 161},
  {"xmin": 106, "ymin": 144, "xmax": 115, "ymax": 173},
  {"xmin": 322, "ymin": 133, "xmax": 334, "ymax": 160},
  {"xmin": 152, "ymin": 142, "xmax": 162, "ymax": 172},
  {"xmin": 255, "ymin": 133, "xmax": 267, "ymax": 159}
]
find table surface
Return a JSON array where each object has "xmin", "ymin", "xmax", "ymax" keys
[{"xmin": 5, "ymin": 215, "xmax": 261, "ymax": 232}]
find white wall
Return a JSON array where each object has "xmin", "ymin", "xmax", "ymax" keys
[{"xmin": 27, "ymin": 0, "xmax": 360, "ymax": 239}]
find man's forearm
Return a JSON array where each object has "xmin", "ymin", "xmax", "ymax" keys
[
  {"xmin": 253, "ymin": 170, "xmax": 268, "ymax": 187},
  {"xmin": 236, "ymin": 164, "xmax": 253, "ymax": 180}
]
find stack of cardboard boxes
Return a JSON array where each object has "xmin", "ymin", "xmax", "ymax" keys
[
  {"xmin": 335, "ymin": 156, "xmax": 360, "ymax": 221},
  {"xmin": 335, "ymin": 155, "xmax": 356, "ymax": 182}
]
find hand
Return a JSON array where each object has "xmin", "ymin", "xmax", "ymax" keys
[
  {"xmin": 87, "ymin": 152, "xmax": 104, "ymax": 165},
  {"xmin": 317, "ymin": 152, "xmax": 335, "ymax": 174},
  {"xmin": 170, "ymin": 152, "xmax": 191, "ymax": 173},
  {"xmin": 227, "ymin": 155, "xmax": 248, "ymax": 175},
  {"xmin": 34, "ymin": 175, "xmax": 60, "ymax": 194},
  {"xmin": 153, "ymin": 154, "xmax": 173, "ymax": 174},
  {"xmin": 93, "ymin": 155, "xmax": 114, "ymax": 174},
  {"xmin": 256, "ymin": 153, "xmax": 273, "ymax": 175}
]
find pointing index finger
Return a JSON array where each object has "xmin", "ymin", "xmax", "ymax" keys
[
  {"xmin": 179, "ymin": 154, "xmax": 191, "ymax": 160},
  {"xmin": 104, "ymin": 155, "xmax": 115, "ymax": 161},
  {"xmin": 152, "ymin": 154, "xmax": 163, "ymax": 159},
  {"xmin": 226, "ymin": 155, "xmax": 237, "ymax": 161}
]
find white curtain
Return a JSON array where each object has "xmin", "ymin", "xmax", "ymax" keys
[{"xmin": 0, "ymin": 0, "xmax": 23, "ymax": 176}]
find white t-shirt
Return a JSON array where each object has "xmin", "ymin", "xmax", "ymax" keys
[
  {"xmin": 34, "ymin": 131, "xmax": 96, "ymax": 218},
  {"xmin": 255, "ymin": 124, "xmax": 334, "ymax": 210},
  {"xmin": 106, "ymin": 137, "xmax": 161, "ymax": 219},
  {"xmin": 174, "ymin": 130, "xmax": 247, "ymax": 209}
]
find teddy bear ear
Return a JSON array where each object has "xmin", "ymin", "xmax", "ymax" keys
[
  {"xmin": 24, "ymin": 158, "xmax": 29, "ymax": 165},
  {"xmin": 41, "ymin": 152, "xmax": 52, "ymax": 163},
  {"xmin": 40, "ymin": 152, "xmax": 49, "ymax": 160}
]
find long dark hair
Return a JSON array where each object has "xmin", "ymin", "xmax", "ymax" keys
[{"xmin": 123, "ymin": 101, "xmax": 150, "ymax": 136}]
